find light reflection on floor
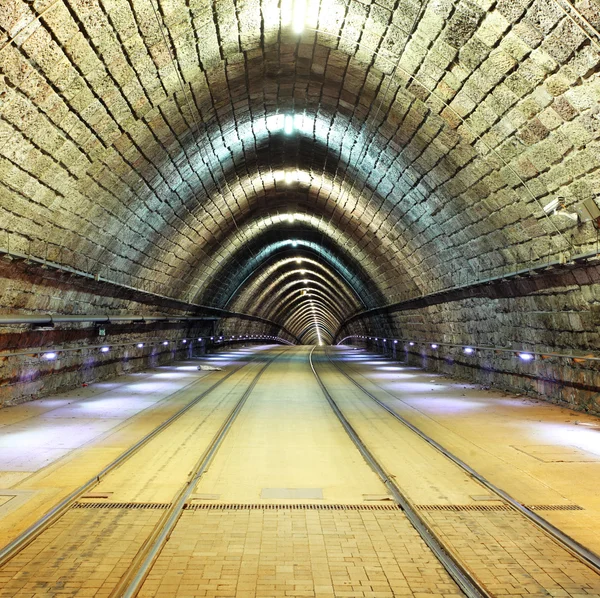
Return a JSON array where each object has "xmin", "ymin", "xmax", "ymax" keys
[
  {"xmin": 336, "ymin": 346, "xmax": 600, "ymax": 462},
  {"xmin": 539, "ymin": 424, "xmax": 600, "ymax": 457},
  {"xmin": 0, "ymin": 347, "xmax": 270, "ymax": 473}
]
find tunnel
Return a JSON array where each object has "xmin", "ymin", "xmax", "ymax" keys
[{"xmin": 1, "ymin": 0, "xmax": 600, "ymax": 595}]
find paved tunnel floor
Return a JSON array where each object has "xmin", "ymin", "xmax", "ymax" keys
[{"xmin": 0, "ymin": 345, "xmax": 599, "ymax": 597}]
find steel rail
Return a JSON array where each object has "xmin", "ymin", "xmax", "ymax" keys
[
  {"xmin": 118, "ymin": 349, "xmax": 285, "ymax": 598},
  {"xmin": 308, "ymin": 348, "xmax": 488, "ymax": 598},
  {"xmin": 0, "ymin": 351, "xmax": 265, "ymax": 568},
  {"xmin": 325, "ymin": 348, "xmax": 600, "ymax": 576}
]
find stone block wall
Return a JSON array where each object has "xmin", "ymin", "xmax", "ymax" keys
[
  {"xmin": 0, "ymin": 260, "xmax": 279, "ymax": 406},
  {"xmin": 340, "ymin": 262, "xmax": 600, "ymax": 414}
]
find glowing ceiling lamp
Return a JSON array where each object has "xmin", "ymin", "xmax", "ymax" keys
[
  {"xmin": 43, "ymin": 352, "xmax": 57, "ymax": 360},
  {"xmin": 293, "ymin": 0, "xmax": 306, "ymax": 33},
  {"xmin": 284, "ymin": 114, "xmax": 294, "ymax": 134},
  {"xmin": 281, "ymin": 0, "xmax": 292, "ymax": 26}
]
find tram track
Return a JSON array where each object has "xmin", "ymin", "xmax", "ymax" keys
[
  {"xmin": 309, "ymin": 347, "xmax": 488, "ymax": 598},
  {"xmin": 311, "ymin": 346, "xmax": 600, "ymax": 598},
  {"xmin": 4, "ymin": 346, "xmax": 600, "ymax": 598},
  {"xmin": 324, "ymin": 346, "xmax": 600, "ymax": 575},
  {"xmin": 113, "ymin": 349, "xmax": 283, "ymax": 598},
  {"xmin": 0, "ymin": 349, "xmax": 283, "ymax": 596}
]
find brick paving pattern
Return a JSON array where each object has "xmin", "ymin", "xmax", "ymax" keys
[
  {"xmin": 0, "ymin": 508, "xmax": 163, "ymax": 597},
  {"xmin": 421, "ymin": 509, "xmax": 600, "ymax": 597},
  {"xmin": 139, "ymin": 508, "xmax": 462, "ymax": 598}
]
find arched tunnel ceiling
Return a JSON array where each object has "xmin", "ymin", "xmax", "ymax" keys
[{"xmin": 1, "ymin": 0, "xmax": 599, "ymax": 343}]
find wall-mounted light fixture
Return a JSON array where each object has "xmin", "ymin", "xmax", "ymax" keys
[{"xmin": 546, "ymin": 196, "xmax": 600, "ymax": 227}]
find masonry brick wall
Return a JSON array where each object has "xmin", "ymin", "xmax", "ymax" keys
[
  {"xmin": 339, "ymin": 265, "xmax": 600, "ymax": 413},
  {"xmin": 0, "ymin": 262, "xmax": 279, "ymax": 405},
  {"xmin": 2, "ymin": 0, "xmax": 600, "ymax": 404}
]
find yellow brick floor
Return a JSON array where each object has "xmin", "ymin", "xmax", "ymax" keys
[
  {"xmin": 2, "ymin": 346, "xmax": 600, "ymax": 597},
  {"xmin": 340, "ymin": 347, "xmax": 600, "ymax": 553},
  {"xmin": 421, "ymin": 509, "xmax": 600, "ymax": 596},
  {"xmin": 316, "ymin": 350, "xmax": 600, "ymax": 597},
  {"xmin": 139, "ymin": 509, "xmax": 462, "ymax": 598},
  {"xmin": 0, "ymin": 508, "xmax": 163, "ymax": 597}
]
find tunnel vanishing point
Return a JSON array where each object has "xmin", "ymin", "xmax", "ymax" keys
[{"xmin": 2, "ymin": 0, "xmax": 600, "ymax": 596}]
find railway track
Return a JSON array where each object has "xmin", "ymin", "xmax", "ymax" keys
[
  {"xmin": 311, "ymin": 346, "xmax": 600, "ymax": 597},
  {"xmin": 114, "ymin": 349, "xmax": 282, "ymax": 597},
  {"xmin": 324, "ymin": 347, "xmax": 600, "ymax": 571},
  {"xmin": 4, "ymin": 346, "xmax": 600, "ymax": 598},
  {"xmin": 0, "ymin": 349, "xmax": 283, "ymax": 596},
  {"xmin": 309, "ymin": 347, "xmax": 487, "ymax": 598}
]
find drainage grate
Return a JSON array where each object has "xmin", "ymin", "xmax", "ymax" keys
[
  {"xmin": 184, "ymin": 503, "xmax": 401, "ymax": 511},
  {"xmin": 527, "ymin": 504, "xmax": 584, "ymax": 511},
  {"xmin": 417, "ymin": 504, "xmax": 584, "ymax": 512},
  {"xmin": 417, "ymin": 504, "xmax": 513, "ymax": 512},
  {"xmin": 70, "ymin": 502, "xmax": 584, "ymax": 512},
  {"xmin": 72, "ymin": 502, "xmax": 171, "ymax": 510}
]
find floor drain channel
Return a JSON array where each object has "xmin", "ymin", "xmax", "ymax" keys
[
  {"xmin": 71, "ymin": 502, "xmax": 584, "ymax": 512},
  {"xmin": 184, "ymin": 503, "xmax": 401, "ymax": 511},
  {"xmin": 527, "ymin": 504, "xmax": 584, "ymax": 511},
  {"xmin": 72, "ymin": 502, "xmax": 171, "ymax": 509},
  {"xmin": 416, "ymin": 504, "xmax": 584, "ymax": 512},
  {"xmin": 418, "ymin": 504, "xmax": 512, "ymax": 512}
]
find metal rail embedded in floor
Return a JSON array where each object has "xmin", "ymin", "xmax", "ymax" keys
[
  {"xmin": 309, "ymin": 347, "xmax": 488, "ymax": 598},
  {"xmin": 325, "ymin": 347, "xmax": 600, "ymax": 576},
  {"xmin": 116, "ymin": 349, "xmax": 283, "ymax": 598},
  {"xmin": 0, "ymin": 352, "xmax": 265, "ymax": 569}
]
